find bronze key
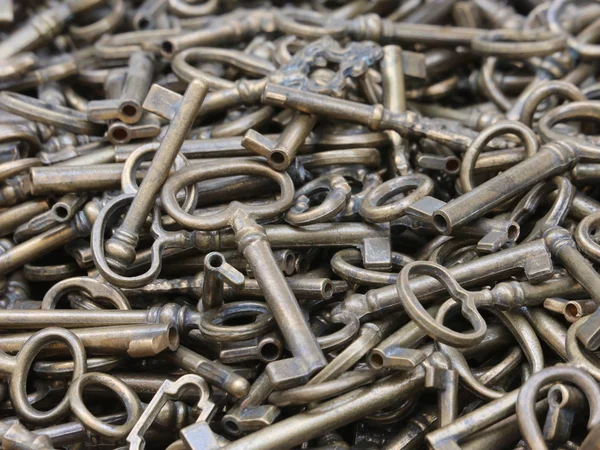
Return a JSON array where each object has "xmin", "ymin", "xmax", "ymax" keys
[
  {"xmin": 159, "ymin": 160, "xmax": 328, "ymax": 389},
  {"xmin": 105, "ymin": 79, "xmax": 209, "ymax": 270}
]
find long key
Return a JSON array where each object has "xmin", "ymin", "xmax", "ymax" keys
[{"xmin": 105, "ymin": 79, "xmax": 209, "ymax": 270}]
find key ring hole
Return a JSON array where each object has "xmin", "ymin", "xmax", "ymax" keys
[
  {"xmin": 286, "ymin": 174, "xmax": 351, "ymax": 226},
  {"xmin": 459, "ymin": 120, "xmax": 539, "ymax": 193},
  {"xmin": 42, "ymin": 277, "xmax": 131, "ymax": 311},
  {"xmin": 538, "ymin": 101, "xmax": 600, "ymax": 159},
  {"xmin": 91, "ymin": 195, "xmax": 165, "ymax": 288},
  {"xmin": 397, "ymin": 261, "xmax": 487, "ymax": 348},
  {"xmin": 221, "ymin": 312, "xmax": 262, "ymax": 327},
  {"xmin": 548, "ymin": 386, "xmax": 565, "ymax": 407}
]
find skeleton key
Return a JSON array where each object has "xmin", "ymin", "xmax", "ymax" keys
[
  {"xmin": 405, "ymin": 196, "xmax": 520, "ymax": 252},
  {"xmin": 0, "ymin": 302, "xmax": 199, "ymax": 335},
  {"xmin": 159, "ymin": 160, "xmax": 328, "ymax": 389},
  {"xmin": 432, "ymin": 141, "xmax": 579, "ymax": 234},
  {"xmin": 262, "ymin": 83, "xmax": 510, "ymax": 153},
  {"xmin": 334, "ymin": 238, "xmax": 554, "ymax": 322},
  {"xmin": 104, "ymin": 79, "xmax": 209, "ymax": 271},
  {"xmin": 0, "ymin": 324, "xmax": 178, "ymax": 358},
  {"xmin": 544, "ymin": 226, "xmax": 600, "ymax": 350}
]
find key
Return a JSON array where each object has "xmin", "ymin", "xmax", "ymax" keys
[
  {"xmin": 334, "ymin": 238, "xmax": 554, "ymax": 322},
  {"xmin": 104, "ymin": 79, "xmax": 209, "ymax": 270},
  {"xmin": 159, "ymin": 160, "xmax": 328, "ymax": 388},
  {"xmin": 0, "ymin": 324, "xmax": 178, "ymax": 358},
  {"xmin": 0, "ymin": 303, "xmax": 200, "ymax": 335},
  {"xmin": 262, "ymin": 83, "xmax": 500, "ymax": 153},
  {"xmin": 123, "ymin": 274, "xmax": 337, "ymax": 302},
  {"xmin": 434, "ymin": 141, "xmax": 579, "ymax": 234},
  {"xmin": 543, "ymin": 227, "xmax": 600, "ymax": 349}
]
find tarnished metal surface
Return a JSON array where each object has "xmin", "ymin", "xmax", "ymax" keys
[{"xmin": 2, "ymin": 0, "xmax": 600, "ymax": 448}]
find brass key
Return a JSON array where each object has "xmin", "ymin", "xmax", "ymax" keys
[
  {"xmin": 262, "ymin": 83, "xmax": 502, "ymax": 152},
  {"xmin": 105, "ymin": 79, "xmax": 209, "ymax": 270},
  {"xmin": 159, "ymin": 160, "xmax": 328, "ymax": 389}
]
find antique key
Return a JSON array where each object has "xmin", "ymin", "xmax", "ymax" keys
[{"xmin": 104, "ymin": 79, "xmax": 209, "ymax": 271}]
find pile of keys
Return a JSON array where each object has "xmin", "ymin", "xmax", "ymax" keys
[{"xmin": 3, "ymin": 0, "xmax": 600, "ymax": 448}]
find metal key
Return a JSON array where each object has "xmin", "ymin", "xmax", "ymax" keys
[
  {"xmin": 159, "ymin": 160, "xmax": 328, "ymax": 388},
  {"xmin": 104, "ymin": 79, "xmax": 209, "ymax": 270}
]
